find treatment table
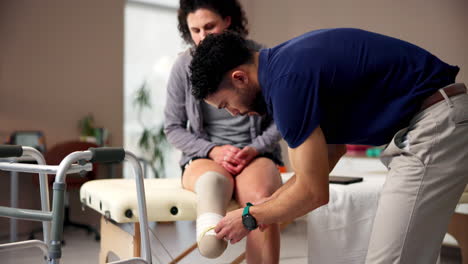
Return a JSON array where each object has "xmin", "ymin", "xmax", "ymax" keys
[{"xmin": 80, "ymin": 156, "xmax": 468, "ymax": 264}]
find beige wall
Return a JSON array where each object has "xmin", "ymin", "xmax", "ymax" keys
[
  {"xmin": 240, "ymin": 0, "xmax": 468, "ymax": 169},
  {"xmin": 0, "ymin": 0, "xmax": 124, "ymax": 239},
  {"xmin": 242, "ymin": 0, "xmax": 468, "ymax": 81},
  {"xmin": 0, "ymin": 0, "xmax": 124, "ymax": 148}
]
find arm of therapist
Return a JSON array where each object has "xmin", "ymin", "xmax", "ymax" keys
[
  {"xmin": 215, "ymin": 126, "xmax": 340, "ymax": 243},
  {"xmin": 266, "ymin": 143, "xmax": 346, "ymax": 202}
]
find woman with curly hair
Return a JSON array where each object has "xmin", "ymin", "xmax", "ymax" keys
[{"xmin": 164, "ymin": 0, "xmax": 283, "ymax": 263}]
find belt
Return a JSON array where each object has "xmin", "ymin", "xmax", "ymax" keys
[{"xmin": 420, "ymin": 83, "xmax": 467, "ymax": 111}]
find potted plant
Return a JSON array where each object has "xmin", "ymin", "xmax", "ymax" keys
[
  {"xmin": 78, "ymin": 114, "xmax": 97, "ymax": 143},
  {"xmin": 78, "ymin": 114, "xmax": 108, "ymax": 146},
  {"xmin": 133, "ymin": 82, "xmax": 167, "ymax": 178}
]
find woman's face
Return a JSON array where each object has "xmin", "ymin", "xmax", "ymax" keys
[{"xmin": 187, "ymin": 8, "xmax": 231, "ymax": 46}]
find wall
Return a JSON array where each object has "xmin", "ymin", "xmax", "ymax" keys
[
  {"xmin": 243, "ymin": 0, "xmax": 468, "ymax": 81},
  {"xmin": 240, "ymin": 0, "xmax": 468, "ymax": 169},
  {"xmin": 0, "ymin": 0, "xmax": 124, "ymax": 239},
  {"xmin": 0, "ymin": 0, "xmax": 124, "ymax": 148}
]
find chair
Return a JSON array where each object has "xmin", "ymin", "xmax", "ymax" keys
[
  {"xmin": 7, "ymin": 131, "xmax": 46, "ymax": 153},
  {"xmin": 30, "ymin": 140, "xmax": 101, "ymax": 241}
]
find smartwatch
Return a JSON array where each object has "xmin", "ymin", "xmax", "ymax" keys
[{"xmin": 242, "ymin": 202, "xmax": 258, "ymax": 231}]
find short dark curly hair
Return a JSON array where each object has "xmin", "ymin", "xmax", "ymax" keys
[
  {"xmin": 190, "ymin": 31, "xmax": 253, "ymax": 100},
  {"xmin": 178, "ymin": 0, "xmax": 249, "ymax": 46}
]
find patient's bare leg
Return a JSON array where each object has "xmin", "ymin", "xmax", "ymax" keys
[{"xmin": 195, "ymin": 171, "xmax": 233, "ymax": 258}]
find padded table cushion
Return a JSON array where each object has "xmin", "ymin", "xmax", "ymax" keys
[
  {"xmin": 80, "ymin": 178, "xmax": 240, "ymax": 223},
  {"xmin": 80, "ymin": 175, "xmax": 468, "ymax": 224}
]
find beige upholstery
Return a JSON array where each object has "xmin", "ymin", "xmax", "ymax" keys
[
  {"xmin": 80, "ymin": 175, "xmax": 467, "ymax": 224},
  {"xmin": 81, "ymin": 176, "xmax": 290, "ymax": 264},
  {"xmin": 80, "ymin": 173, "xmax": 467, "ymax": 264},
  {"xmin": 80, "ymin": 178, "xmax": 239, "ymax": 223}
]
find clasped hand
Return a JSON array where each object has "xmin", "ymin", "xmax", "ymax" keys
[{"xmin": 208, "ymin": 145, "xmax": 258, "ymax": 175}]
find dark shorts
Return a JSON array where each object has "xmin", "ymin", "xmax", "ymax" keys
[{"xmin": 180, "ymin": 153, "xmax": 282, "ymax": 176}]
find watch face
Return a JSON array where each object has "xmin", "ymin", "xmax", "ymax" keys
[{"xmin": 242, "ymin": 214, "xmax": 257, "ymax": 230}]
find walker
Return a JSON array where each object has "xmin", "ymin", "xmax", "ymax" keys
[{"xmin": 0, "ymin": 145, "xmax": 152, "ymax": 264}]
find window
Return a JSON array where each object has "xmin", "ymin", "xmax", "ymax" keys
[{"xmin": 124, "ymin": 0, "xmax": 186, "ymax": 178}]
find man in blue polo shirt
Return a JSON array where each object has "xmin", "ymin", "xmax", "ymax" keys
[{"xmin": 189, "ymin": 28, "xmax": 468, "ymax": 263}]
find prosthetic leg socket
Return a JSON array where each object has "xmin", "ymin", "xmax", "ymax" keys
[{"xmin": 195, "ymin": 171, "xmax": 233, "ymax": 258}]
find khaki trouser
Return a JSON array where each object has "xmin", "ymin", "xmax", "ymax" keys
[{"xmin": 366, "ymin": 84, "xmax": 468, "ymax": 264}]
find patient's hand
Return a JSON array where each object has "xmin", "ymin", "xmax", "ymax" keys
[
  {"xmin": 209, "ymin": 145, "xmax": 241, "ymax": 167},
  {"xmin": 222, "ymin": 146, "xmax": 259, "ymax": 175},
  {"xmin": 236, "ymin": 146, "xmax": 258, "ymax": 165}
]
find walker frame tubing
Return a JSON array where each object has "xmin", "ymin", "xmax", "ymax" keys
[
  {"xmin": 0, "ymin": 146, "xmax": 93, "ymax": 263},
  {"xmin": 0, "ymin": 147, "xmax": 151, "ymax": 264},
  {"xmin": 0, "ymin": 147, "xmax": 51, "ymax": 244},
  {"xmin": 107, "ymin": 151, "xmax": 152, "ymax": 264}
]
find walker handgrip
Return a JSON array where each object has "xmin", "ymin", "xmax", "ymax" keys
[
  {"xmin": 0, "ymin": 145, "xmax": 23, "ymax": 158},
  {"xmin": 89, "ymin": 147, "xmax": 126, "ymax": 164}
]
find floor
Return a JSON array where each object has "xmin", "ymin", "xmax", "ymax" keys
[
  {"xmin": 1, "ymin": 219, "xmax": 307, "ymax": 264},
  {"xmin": 0, "ymin": 218, "xmax": 462, "ymax": 264}
]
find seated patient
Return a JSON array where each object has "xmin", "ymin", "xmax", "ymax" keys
[{"xmin": 164, "ymin": 0, "xmax": 283, "ymax": 263}]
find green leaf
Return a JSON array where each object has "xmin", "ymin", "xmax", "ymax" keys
[
  {"xmin": 138, "ymin": 129, "xmax": 151, "ymax": 151},
  {"xmin": 78, "ymin": 114, "xmax": 96, "ymax": 137},
  {"xmin": 133, "ymin": 81, "xmax": 168, "ymax": 178},
  {"xmin": 133, "ymin": 83, "xmax": 152, "ymax": 110}
]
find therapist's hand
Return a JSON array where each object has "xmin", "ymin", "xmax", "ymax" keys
[{"xmin": 215, "ymin": 208, "xmax": 250, "ymax": 244}]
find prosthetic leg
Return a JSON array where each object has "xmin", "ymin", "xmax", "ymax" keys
[{"xmin": 195, "ymin": 171, "xmax": 233, "ymax": 258}]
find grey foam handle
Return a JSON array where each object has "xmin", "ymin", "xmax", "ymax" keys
[
  {"xmin": 0, "ymin": 145, "xmax": 23, "ymax": 158},
  {"xmin": 89, "ymin": 147, "xmax": 125, "ymax": 164}
]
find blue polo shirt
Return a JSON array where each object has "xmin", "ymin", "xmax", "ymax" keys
[{"xmin": 258, "ymin": 28, "xmax": 459, "ymax": 148}]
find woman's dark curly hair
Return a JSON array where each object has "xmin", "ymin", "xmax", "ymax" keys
[
  {"xmin": 178, "ymin": 0, "xmax": 249, "ymax": 45},
  {"xmin": 190, "ymin": 31, "xmax": 253, "ymax": 100}
]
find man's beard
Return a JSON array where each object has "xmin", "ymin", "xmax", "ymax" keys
[{"xmin": 247, "ymin": 90, "xmax": 268, "ymax": 116}]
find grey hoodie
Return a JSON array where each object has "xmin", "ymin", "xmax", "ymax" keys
[{"xmin": 164, "ymin": 49, "xmax": 283, "ymax": 167}]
